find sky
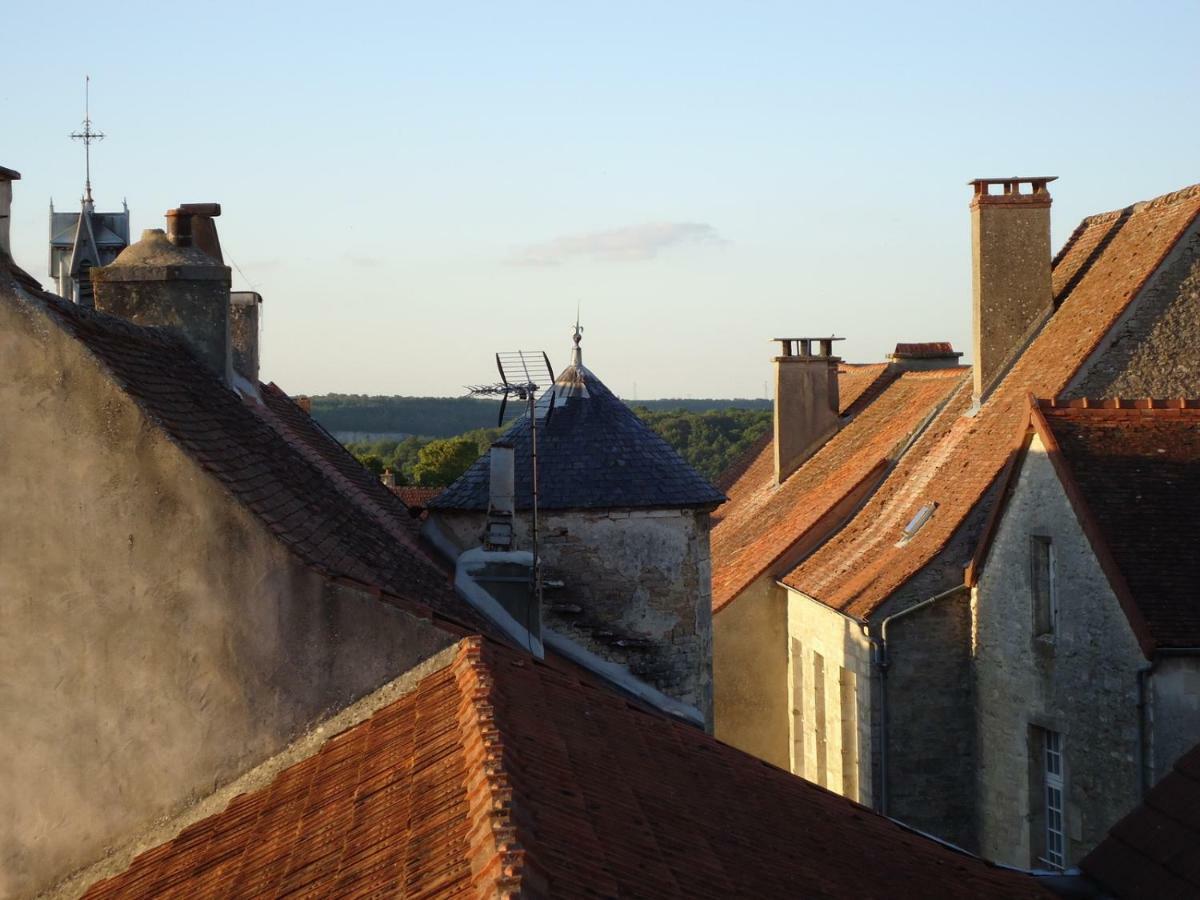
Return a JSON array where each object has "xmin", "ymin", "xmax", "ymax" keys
[{"xmin": 3, "ymin": 1, "xmax": 1199, "ymax": 399}]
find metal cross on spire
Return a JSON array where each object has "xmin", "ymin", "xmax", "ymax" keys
[{"xmin": 70, "ymin": 76, "xmax": 105, "ymax": 206}]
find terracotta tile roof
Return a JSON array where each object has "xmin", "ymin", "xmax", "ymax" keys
[
  {"xmin": 712, "ymin": 362, "xmax": 896, "ymax": 500},
  {"xmin": 83, "ymin": 637, "xmax": 1050, "ymax": 899},
  {"xmin": 6, "ymin": 264, "xmax": 480, "ymax": 631},
  {"xmin": 1080, "ymin": 740, "xmax": 1200, "ymax": 897},
  {"xmin": 431, "ymin": 360, "xmax": 724, "ymax": 512},
  {"xmin": 890, "ymin": 342, "xmax": 962, "ymax": 359},
  {"xmin": 783, "ymin": 184, "xmax": 1200, "ymax": 620},
  {"xmin": 837, "ymin": 362, "xmax": 894, "ymax": 416},
  {"xmin": 1037, "ymin": 400, "xmax": 1200, "ymax": 652},
  {"xmin": 392, "ymin": 485, "xmax": 444, "ymax": 510},
  {"xmin": 712, "ymin": 369, "xmax": 966, "ymax": 612}
]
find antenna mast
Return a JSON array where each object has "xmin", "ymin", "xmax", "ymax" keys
[
  {"xmin": 467, "ymin": 350, "xmax": 557, "ymax": 642},
  {"xmin": 70, "ymin": 76, "xmax": 105, "ymax": 206}
]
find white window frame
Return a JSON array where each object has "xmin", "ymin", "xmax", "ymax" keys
[{"xmin": 1041, "ymin": 730, "xmax": 1066, "ymax": 869}]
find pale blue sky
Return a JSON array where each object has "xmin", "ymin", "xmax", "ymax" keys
[{"xmin": 4, "ymin": 2, "xmax": 1198, "ymax": 398}]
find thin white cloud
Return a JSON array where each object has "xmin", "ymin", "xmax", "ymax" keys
[{"xmin": 509, "ymin": 222, "xmax": 726, "ymax": 266}]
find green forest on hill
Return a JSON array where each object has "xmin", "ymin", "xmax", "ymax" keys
[{"xmin": 337, "ymin": 402, "xmax": 771, "ymax": 488}]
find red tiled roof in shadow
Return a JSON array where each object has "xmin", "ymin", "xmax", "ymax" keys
[
  {"xmin": 1080, "ymin": 741, "xmax": 1200, "ymax": 898},
  {"xmin": 83, "ymin": 637, "xmax": 1051, "ymax": 899},
  {"xmin": 712, "ymin": 369, "xmax": 966, "ymax": 612},
  {"xmin": 1028, "ymin": 400, "xmax": 1200, "ymax": 654},
  {"xmin": 784, "ymin": 184, "xmax": 1200, "ymax": 620},
  {"xmin": 7, "ymin": 267, "xmax": 484, "ymax": 632}
]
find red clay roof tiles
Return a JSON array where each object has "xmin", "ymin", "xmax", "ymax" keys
[
  {"xmin": 83, "ymin": 637, "xmax": 1050, "ymax": 898},
  {"xmin": 784, "ymin": 184, "xmax": 1200, "ymax": 620},
  {"xmin": 1036, "ymin": 402, "xmax": 1200, "ymax": 651},
  {"xmin": 712, "ymin": 369, "xmax": 965, "ymax": 611},
  {"xmin": 1081, "ymin": 741, "xmax": 1200, "ymax": 898}
]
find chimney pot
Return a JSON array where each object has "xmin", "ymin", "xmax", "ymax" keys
[
  {"xmin": 92, "ymin": 224, "xmax": 233, "ymax": 384},
  {"xmin": 968, "ymin": 177, "xmax": 1057, "ymax": 403},
  {"xmin": 771, "ymin": 336, "xmax": 844, "ymax": 483}
]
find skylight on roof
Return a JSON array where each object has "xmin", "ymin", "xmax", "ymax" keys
[{"xmin": 896, "ymin": 502, "xmax": 937, "ymax": 547}]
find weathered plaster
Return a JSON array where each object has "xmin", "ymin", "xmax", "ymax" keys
[
  {"xmin": 712, "ymin": 575, "xmax": 789, "ymax": 768},
  {"xmin": 0, "ymin": 291, "xmax": 455, "ymax": 898},
  {"xmin": 435, "ymin": 507, "xmax": 714, "ymax": 724}
]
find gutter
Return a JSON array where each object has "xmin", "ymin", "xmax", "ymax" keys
[
  {"xmin": 869, "ymin": 583, "xmax": 966, "ymax": 816},
  {"xmin": 1136, "ymin": 647, "xmax": 1200, "ymax": 797}
]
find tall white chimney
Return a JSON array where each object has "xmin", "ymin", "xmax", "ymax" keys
[{"xmin": 0, "ymin": 166, "xmax": 20, "ymax": 258}]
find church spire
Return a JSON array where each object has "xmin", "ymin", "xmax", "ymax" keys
[
  {"xmin": 70, "ymin": 76, "xmax": 104, "ymax": 210},
  {"xmin": 571, "ymin": 304, "xmax": 583, "ymax": 367}
]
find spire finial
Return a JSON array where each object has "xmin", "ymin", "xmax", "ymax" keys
[
  {"xmin": 571, "ymin": 303, "xmax": 583, "ymax": 365},
  {"xmin": 70, "ymin": 76, "xmax": 104, "ymax": 207}
]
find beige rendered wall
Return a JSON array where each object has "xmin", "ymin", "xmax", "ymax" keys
[
  {"xmin": 712, "ymin": 574, "xmax": 789, "ymax": 769},
  {"xmin": 0, "ymin": 293, "xmax": 455, "ymax": 898},
  {"xmin": 973, "ymin": 436, "xmax": 1145, "ymax": 869},
  {"xmin": 786, "ymin": 590, "xmax": 873, "ymax": 806}
]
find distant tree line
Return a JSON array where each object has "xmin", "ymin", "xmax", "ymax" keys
[
  {"xmin": 345, "ymin": 406, "xmax": 770, "ymax": 488},
  {"xmin": 314, "ymin": 393, "xmax": 770, "ymax": 439}
]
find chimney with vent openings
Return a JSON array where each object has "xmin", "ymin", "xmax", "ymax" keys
[
  {"xmin": 0, "ymin": 166, "xmax": 19, "ymax": 258},
  {"xmin": 772, "ymin": 337, "xmax": 842, "ymax": 484},
  {"xmin": 92, "ymin": 205, "xmax": 233, "ymax": 384},
  {"xmin": 969, "ymin": 177, "xmax": 1056, "ymax": 403}
]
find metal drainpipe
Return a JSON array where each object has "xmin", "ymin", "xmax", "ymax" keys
[
  {"xmin": 1136, "ymin": 648, "xmax": 1200, "ymax": 797},
  {"xmin": 871, "ymin": 583, "xmax": 967, "ymax": 817}
]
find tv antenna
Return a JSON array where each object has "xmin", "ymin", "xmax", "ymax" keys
[
  {"xmin": 70, "ymin": 76, "xmax": 105, "ymax": 206},
  {"xmin": 467, "ymin": 350, "xmax": 557, "ymax": 648}
]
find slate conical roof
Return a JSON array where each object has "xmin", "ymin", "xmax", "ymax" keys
[{"xmin": 431, "ymin": 338, "xmax": 725, "ymax": 512}]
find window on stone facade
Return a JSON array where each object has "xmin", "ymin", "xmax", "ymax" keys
[
  {"xmin": 1032, "ymin": 727, "xmax": 1067, "ymax": 870},
  {"xmin": 839, "ymin": 667, "xmax": 858, "ymax": 802},
  {"xmin": 1030, "ymin": 535, "xmax": 1056, "ymax": 637},
  {"xmin": 791, "ymin": 638, "xmax": 805, "ymax": 778},
  {"xmin": 812, "ymin": 652, "xmax": 827, "ymax": 788}
]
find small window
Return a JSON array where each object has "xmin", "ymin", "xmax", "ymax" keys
[
  {"xmin": 1031, "ymin": 536, "xmax": 1056, "ymax": 636},
  {"xmin": 896, "ymin": 502, "xmax": 937, "ymax": 546},
  {"xmin": 1035, "ymin": 729, "xmax": 1066, "ymax": 869}
]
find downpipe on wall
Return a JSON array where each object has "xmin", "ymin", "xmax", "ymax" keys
[{"xmin": 869, "ymin": 583, "xmax": 966, "ymax": 817}]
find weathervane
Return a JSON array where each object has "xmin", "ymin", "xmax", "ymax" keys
[{"xmin": 70, "ymin": 76, "xmax": 105, "ymax": 205}]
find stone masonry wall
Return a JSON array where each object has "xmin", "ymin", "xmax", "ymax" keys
[
  {"xmin": 1066, "ymin": 219, "xmax": 1200, "ymax": 399},
  {"xmin": 973, "ymin": 437, "xmax": 1146, "ymax": 868},
  {"xmin": 786, "ymin": 591, "xmax": 874, "ymax": 807},
  {"xmin": 436, "ymin": 507, "xmax": 714, "ymax": 725}
]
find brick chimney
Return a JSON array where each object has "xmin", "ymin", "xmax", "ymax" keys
[
  {"xmin": 886, "ymin": 342, "xmax": 964, "ymax": 372},
  {"xmin": 0, "ymin": 165, "xmax": 20, "ymax": 258},
  {"xmin": 969, "ymin": 177, "xmax": 1056, "ymax": 403},
  {"xmin": 772, "ymin": 337, "xmax": 842, "ymax": 484},
  {"xmin": 92, "ymin": 218, "xmax": 233, "ymax": 383}
]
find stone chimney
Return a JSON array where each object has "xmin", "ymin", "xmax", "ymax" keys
[
  {"xmin": 230, "ymin": 292, "xmax": 262, "ymax": 384},
  {"xmin": 969, "ymin": 177, "xmax": 1056, "ymax": 402},
  {"xmin": 772, "ymin": 337, "xmax": 842, "ymax": 484},
  {"xmin": 92, "ymin": 223, "xmax": 233, "ymax": 383},
  {"xmin": 0, "ymin": 165, "xmax": 20, "ymax": 258}
]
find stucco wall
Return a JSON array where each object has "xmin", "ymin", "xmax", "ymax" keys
[
  {"xmin": 0, "ymin": 293, "xmax": 455, "ymax": 898},
  {"xmin": 712, "ymin": 575, "xmax": 789, "ymax": 768},
  {"xmin": 973, "ymin": 436, "xmax": 1145, "ymax": 868},
  {"xmin": 435, "ymin": 506, "xmax": 714, "ymax": 723},
  {"xmin": 786, "ymin": 591, "xmax": 873, "ymax": 806}
]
